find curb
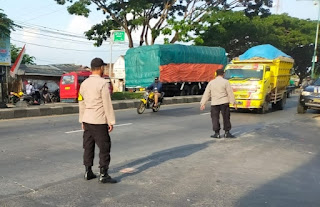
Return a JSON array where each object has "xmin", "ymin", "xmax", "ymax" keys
[{"xmin": 0, "ymin": 96, "xmax": 201, "ymax": 120}]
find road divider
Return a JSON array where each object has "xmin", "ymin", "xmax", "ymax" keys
[{"xmin": 0, "ymin": 96, "xmax": 201, "ymax": 120}]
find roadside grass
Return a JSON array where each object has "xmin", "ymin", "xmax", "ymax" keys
[{"xmin": 111, "ymin": 92, "xmax": 143, "ymax": 100}]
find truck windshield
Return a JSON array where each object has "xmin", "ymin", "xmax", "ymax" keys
[{"xmin": 224, "ymin": 69, "xmax": 263, "ymax": 80}]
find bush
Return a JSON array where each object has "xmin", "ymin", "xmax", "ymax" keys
[{"xmin": 111, "ymin": 92, "xmax": 143, "ymax": 100}]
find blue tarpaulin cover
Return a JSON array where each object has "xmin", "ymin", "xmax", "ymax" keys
[{"xmin": 239, "ymin": 44, "xmax": 291, "ymax": 60}]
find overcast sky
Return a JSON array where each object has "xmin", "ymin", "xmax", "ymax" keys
[{"xmin": 1, "ymin": 0, "xmax": 319, "ymax": 66}]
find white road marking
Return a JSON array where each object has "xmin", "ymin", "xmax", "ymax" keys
[
  {"xmin": 65, "ymin": 123, "xmax": 133, "ymax": 134},
  {"xmin": 200, "ymin": 113, "xmax": 210, "ymax": 116}
]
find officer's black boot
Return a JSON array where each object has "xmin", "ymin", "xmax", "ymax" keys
[
  {"xmin": 99, "ymin": 167, "xmax": 117, "ymax": 184},
  {"xmin": 224, "ymin": 131, "xmax": 236, "ymax": 138},
  {"xmin": 211, "ymin": 131, "xmax": 221, "ymax": 139},
  {"xmin": 84, "ymin": 166, "xmax": 97, "ymax": 180}
]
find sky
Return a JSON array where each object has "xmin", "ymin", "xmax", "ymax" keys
[{"xmin": 0, "ymin": 0, "xmax": 319, "ymax": 66}]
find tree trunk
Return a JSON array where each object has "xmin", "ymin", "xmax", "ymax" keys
[
  {"xmin": 170, "ymin": 32, "xmax": 179, "ymax": 44},
  {"xmin": 125, "ymin": 29, "xmax": 134, "ymax": 48}
]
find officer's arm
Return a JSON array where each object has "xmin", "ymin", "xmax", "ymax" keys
[
  {"xmin": 200, "ymin": 82, "xmax": 211, "ymax": 106},
  {"xmin": 102, "ymin": 83, "xmax": 116, "ymax": 126},
  {"xmin": 78, "ymin": 87, "xmax": 85, "ymax": 124}
]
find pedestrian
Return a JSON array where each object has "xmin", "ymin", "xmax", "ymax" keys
[
  {"xmin": 200, "ymin": 69, "xmax": 237, "ymax": 138},
  {"xmin": 41, "ymin": 82, "xmax": 49, "ymax": 103},
  {"xmin": 79, "ymin": 57, "xmax": 117, "ymax": 184}
]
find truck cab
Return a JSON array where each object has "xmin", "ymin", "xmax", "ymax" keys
[{"xmin": 225, "ymin": 63, "xmax": 270, "ymax": 113}]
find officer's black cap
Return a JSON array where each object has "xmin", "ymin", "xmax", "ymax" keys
[{"xmin": 91, "ymin": 58, "xmax": 107, "ymax": 69}]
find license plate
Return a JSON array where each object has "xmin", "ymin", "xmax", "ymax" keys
[{"xmin": 65, "ymin": 87, "xmax": 70, "ymax": 90}]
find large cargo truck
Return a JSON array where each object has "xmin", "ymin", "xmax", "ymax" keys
[
  {"xmin": 225, "ymin": 45, "xmax": 294, "ymax": 113},
  {"xmin": 125, "ymin": 44, "xmax": 227, "ymax": 96}
]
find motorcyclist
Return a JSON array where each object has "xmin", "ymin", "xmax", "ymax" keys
[
  {"xmin": 25, "ymin": 81, "xmax": 34, "ymax": 95},
  {"xmin": 147, "ymin": 77, "xmax": 163, "ymax": 107}
]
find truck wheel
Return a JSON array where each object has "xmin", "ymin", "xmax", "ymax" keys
[
  {"xmin": 258, "ymin": 102, "xmax": 269, "ymax": 114},
  {"xmin": 297, "ymin": 102, "xmax": 307, "ymax": 114},
  {"xmin": 274, "ymin": 95, "xmax": 286, "ymax": 110},
  {"xmin": 137, "ymin": 102, "xmax": 146, "ymax": 114},
  {"xmin": 180, "ymin": 85, "xmax": 190, "ymax": 96},
  {"xmin": 190, "ymin": 85, "xmax": 200, "ymax": 95}
]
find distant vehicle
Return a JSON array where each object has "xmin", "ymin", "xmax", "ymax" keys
[
  {"xmin": 297, "ymin": 78, "xmax": 320, "ymax": 114},
  {"xmin": 60, "ymin": 71, "xmax": 113, "ymax": 103},
  {"xmin": 225, "ymin": 45, "xmax": 294, "ymax": 114},
  {"xmin": 125, "ymin": 44, "xmax": 227, "ymax": 96}
]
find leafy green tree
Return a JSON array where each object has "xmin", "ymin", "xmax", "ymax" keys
[
  {"xmin": 163, "ymin": 0, "xmax": 273, "ymax": 44},
  {"xmin": 0, "ymin": 9, "xmax": 17, "ymax": 36},
  {"xmin": 54, "ymin": 0, "xmax": 272, "ymax": 47},
  {"xmin": 11, "ymin": 44, "xmax": 36, "ymax": 65},
  {"xmin": 195, "ymin": 11, "xmax": 318, "ymax": 80}
]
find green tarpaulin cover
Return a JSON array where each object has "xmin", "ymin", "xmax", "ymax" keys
[{"xmin": 125, "ymin": 44, "xmax": 227, "ymax": 87}]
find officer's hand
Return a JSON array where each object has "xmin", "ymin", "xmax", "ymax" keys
[
  {"xmin": 108, "ymin": 125, "xmax": 114, "ymax": 133},
  {"xmin": 200, "ymin": 105, "xmax": 205, "ymax": 111},
  {"xmin": 234, "ymin": 103, "xmax": 238, "ymax": 110},
  {"xmin": 81, "ymin": 123, "xmax": 85, "ymax": 130}
]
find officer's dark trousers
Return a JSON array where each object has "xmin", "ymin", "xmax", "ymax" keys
[
  {"xmin": 211, "ymin": 103, "xmax": 231, "ymax": 132},
  {"xmin": 83, "ymin": 123, "xmax": 111, "ymax": 169}
]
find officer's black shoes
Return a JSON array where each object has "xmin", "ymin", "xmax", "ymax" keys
[
  {"xmin": 224, "ymin": 131, "xmax": 236, "ymax": 138},
  {"xmin": 210, "ymin": 133, "xmax": 221, "ymax": 139},
  {"xmin": 84, "ymin": 166, "xmax": 97, "ymax": 180},
  {"xmin": 99, "ymin": 168, "xmax": 117, "ymax": 184}
]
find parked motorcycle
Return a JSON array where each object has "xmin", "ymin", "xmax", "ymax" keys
[
  {"xmin": 46, "ymin": 89, "xmax": 60, "ymax": 103},
  {"xmin": 137, "ymin": 90, "xmax": 164, "ymax": 114},
  {"xmin": 9, "ymin": 92, "xmax": 24, "ymax": 104}
]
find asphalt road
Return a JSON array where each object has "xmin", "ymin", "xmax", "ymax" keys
[{"xmin": 0, "ymin": 95, "xmax": 320, "ymax": 207}]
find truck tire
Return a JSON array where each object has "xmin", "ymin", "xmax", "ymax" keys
[
  {"xmin": 190, "ymin": 85, "xmax": 200, "ymax": 95},
  {"xmin": 180, "ymin": 85, "xmax": 190, "ymax": 96},
  {"xmin": 258, "ymin": 101, "xmax": 269, "ymax": 114},
  {"xmin": 273, "ymin": 94, "xmax": 287, "ymax": 110},
  {"xmin": 297, "ymin": 102, "xmax": 307, "ymax": 114}
]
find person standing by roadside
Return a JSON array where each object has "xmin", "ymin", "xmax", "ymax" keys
[
  {"xmin": 200, "ymin": 69, "xmax": 237, "ymax": 138},
  {"xmin": 79, "ymin": 57, "xmax": 117, "ymax": 184}
]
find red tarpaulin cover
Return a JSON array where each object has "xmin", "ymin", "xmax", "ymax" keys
[{"xmin": 160, "ymin": 63, "xmax": 223, "ymax": 83}]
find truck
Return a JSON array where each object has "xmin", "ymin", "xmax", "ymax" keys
[
  {"xmin": 225, "ymin": 44, "xmax": 294, "ymax": 113},
  {"xmin": 125, "ymin": 44, "xmax": 227, "ymax": 96}
]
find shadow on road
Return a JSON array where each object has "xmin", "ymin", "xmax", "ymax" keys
[
  {"xmin": 111, "ymin": 140, "xmax": 214, "ymax": 182},
  {"xmin": 236, "ymin": 153, "xmax": 320, "ymax": 207},
  {"xmin": 236, "ymin": 116, "xmax": 320, "ymax": 207}
]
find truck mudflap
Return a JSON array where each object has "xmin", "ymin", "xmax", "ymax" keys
[{"xmin": 230, "ymin": 99, "xmax": 264, "ymax": 109}]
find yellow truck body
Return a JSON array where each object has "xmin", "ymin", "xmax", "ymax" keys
[{"xmin": 225, "ymin": 58, "xmax": 294, "ymax": 113}]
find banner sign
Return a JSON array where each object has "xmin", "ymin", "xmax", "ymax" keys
[{"xmin": 0, "ymin": 34, "xmax": 11, "ymax": 66}]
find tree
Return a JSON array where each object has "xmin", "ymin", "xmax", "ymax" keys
[
  {"xmin": 0, "ymin": 9, "xmax": 17, "ymax": 36},
  {"xmin": 54, "ymin": 0, "xmax": 272, "ymax": 47},
  {"xmin": 195, "ymin": 11, "xmax": 318, "ymax": 80},
  {"xmin": 11, "ymin": 44, "xmax": 36, "ymax": 65},
  {"xmin": 163, "ymin": 0, "xmax": 272, "ymax": 44}
]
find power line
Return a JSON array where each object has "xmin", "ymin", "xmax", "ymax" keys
[
  {"xmin": 14, "ymin": 20, "xmax": 85, "ymax": 37},
  {"xmin": 11, "ymin": 39, "xmax": 128, "ymax": 52},
  {"xmin": 11, "ymin": 39, "xmax": 109, "ymax": 52},
  {"xmin": 12, "ymin": 30, "xmax": 95, "ymax": 45},
  {"xmin": 15, "ymin": 25, "xmax": 87, "ymax": 39}
]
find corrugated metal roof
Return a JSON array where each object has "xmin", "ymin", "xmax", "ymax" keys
[{"xmin": 18, "ymin": 64, "xmax": 83, "ymax": 77}]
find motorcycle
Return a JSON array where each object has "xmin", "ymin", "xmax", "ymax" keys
[
  {"xmin": 137, "ymin": 90, "xmax": 164, "ymax": 114},
  {"xmin": 9, "ymin": 92, "xmax": 24, "ymax": 104},
  {"xmin": 47, "ymin": 89, "xmax": 60, "ymax": 103}
]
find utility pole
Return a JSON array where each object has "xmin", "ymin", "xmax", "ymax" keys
[
  {"xmin": 299, "ymin": 0, "xmax": 320, "ymax": 78},
  {"xmin": 311, "ymin": 0, "xmax": 320, "ymax": 78}
]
